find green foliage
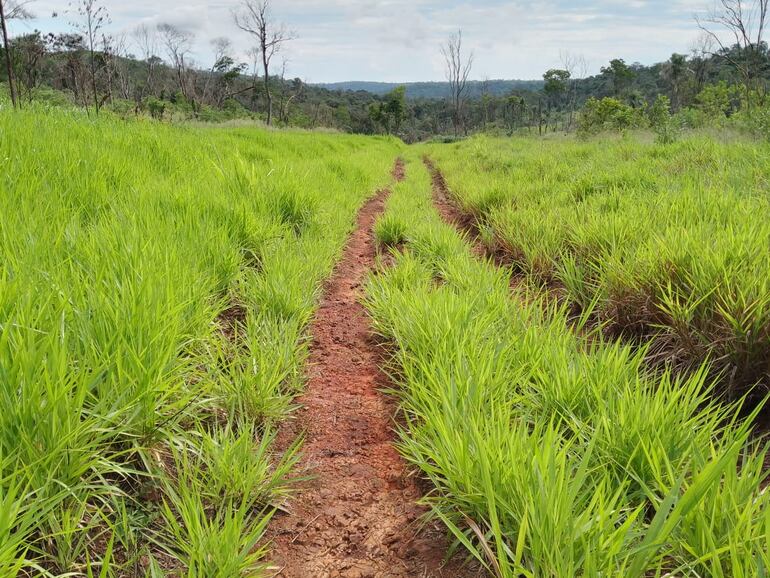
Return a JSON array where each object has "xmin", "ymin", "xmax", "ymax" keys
[
  {"xmin": 649, "ymin": 95, "xmax": 680, "ymax": 144},
  {"xmin": 697, "ymin": 81, "xmax": 733, "ymax": 119},
  {"xmin": 600, "ymin": 58, "xmax": 636, "ymax": 96},
  {"xmin": 145, "ymin": 97, "xmax": 166, "ymax": 120},
  {"xmin": 366, "ymin": 153, "xmax": 770, "ymax": 576},
  {"xmin": 543, "ymin": 69, "xmax": 570, "ymax": 99},
  {"xmin": 578, "ymin": 97, "xmax": 646, "ymax": 135},
  {"xmin": 0, "ymin": 104, "xmax": 401, "ymax": 573},
  {"xmin": 369, "ymin": 86, "xmax": 408, "ymax": 134},
  {"xmin": 425, "ymin": 135, "xmax": 770, "ymax": 399}
]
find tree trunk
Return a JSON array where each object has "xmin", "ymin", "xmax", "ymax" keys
[
  {"xmin": 0, "ymin": 0, "xmax": 17, "ymax": 108},
  {"xmin": 262, "ymin": 50, "xmax": 272, "ymax": 125},
  {"xmin": 89, "ymin": 43, "xmax": 99, "ymax": 114}
]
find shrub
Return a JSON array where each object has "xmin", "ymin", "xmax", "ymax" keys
[
  {"xmin": 696, "ymin": 81, "xmax": 733, "ymax": 119},
  {"xmin": 578, "ymin": 97, "xmax": 646, "ymax": 135},
  {"xmin": 145, "ymin": 97, "xmax": 166, "ymax": 120}
]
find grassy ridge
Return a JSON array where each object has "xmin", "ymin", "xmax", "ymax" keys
[
  {"xmin": 0, "ymin": 106, "xmax": 400, "ymax": 575},
  {"xmin": 366, "ymin": 153, "xmax": 770, "ymax": 576},
  {"xmin": 423, "ymin": 136, "xmax": 770, "ymax": 400}
]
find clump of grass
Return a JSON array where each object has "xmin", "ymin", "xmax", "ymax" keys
[
  {"xmin": 424, "ymin": 135, "xmax": 770, "ymax": 400},
  {"xmin": 375, "ymin": 214, "xmax": 408, "ymax": 248},
  {"xmin": 365, "ymin": 154, "xmax": 770, "ymax": 576},
  {"xmin": 0, "ymin": 103, "xmax": 402, "ymax": 573}
]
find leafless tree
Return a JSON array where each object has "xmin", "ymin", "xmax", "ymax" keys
[
  {"xmin": 70, "ymin": 0, "xmax": 111, "ymax": 115},
  {"xmin": 0, "ymin": 0, "xmax": 34, "ymax": 108},
  {"xmin": 696, "ymin": 0, "xmax": 770, "ymax": 110},
  {"xmin": 233, "ymin": 0, "xmax": 295, "ymax": 125},
  {"xmin": 202, "ymin": 37, "xmax": 231, "ymax": 105},
  {"xmin": 157, "ymin": 22, "xmax": 195, "ymax": 104},
  {"xmin": 441, "ymin": 29, "xmax": 474, "ymax": 136},
  {"xmin": 560, "ymin": 51, "xmax": 587, "ymax": 131},
  {"xmin": 104, "ymin": 33, "xmax": 132, "ymax": 101},
  {"xmin": 690, "ymin": 33, "xmax": 716, "ymax": 94},
  {"xmin": 133, "ymin": 23, "xmax": 160, "ymax": 100},
  {"xmin": 277, "ymin": 57, "xmax": 303, "ymax": 124}
]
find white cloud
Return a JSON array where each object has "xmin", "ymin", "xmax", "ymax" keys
[{"xmin": 12, "ymin": 0, "xmax": 715, "ymax": 82}]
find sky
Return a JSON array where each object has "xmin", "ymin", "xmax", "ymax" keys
[{"xmin": 10, "ymin": 0, "xmax": 714, "ymax": 83}]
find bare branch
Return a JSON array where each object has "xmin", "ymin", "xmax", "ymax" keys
[
  {"xmin": 6, "ymin": 0, "xmax": 33, "ymax": 19},
  {"xmin": 441, "ymin": 29, "xmax": 474, "ymax": 136},
  {"xmin": 232, "ymin": 0, "xmax": 296, "ymax": 125},
  {"xmin": 694, "ymin": 0, "xmax": 769, "ymax": 109}
]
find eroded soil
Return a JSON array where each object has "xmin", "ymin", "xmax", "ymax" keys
[{"xmin": 267, "ymin": 160, "xmax": 478, "ymax": 578}]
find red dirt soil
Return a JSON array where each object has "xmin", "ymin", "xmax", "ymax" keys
[
  {"xmin": 267, "ymin": 159, "xmax": 479, "ymax": 578},
  {"xmin": 423, "ymin": 157, "xmax": 487, "ymax": 261}
]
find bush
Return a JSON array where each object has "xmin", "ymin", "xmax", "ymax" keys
[
  {"xmin": 696, "ymin": 81, "xmax": 733, "ymax": 119},
  {"xmin": 578, "ymin": 97, "xmax": 646, "ymax": 135},
  {"xmin": 676, "ymin": 107, "xmax": 708, "ymax": 129},
  {"xmin": 145, "ymin": 97, "xmax": 166, "ymax": 120},
  {"xmin": 649, "ymin": 95, "xmax": 681, "ymax": 144},
  {"xmin": 107, "ymin": 98, "xmax": 137, "ymax": 118}
]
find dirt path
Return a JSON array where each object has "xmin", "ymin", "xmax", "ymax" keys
[
  {"xmin": 267, "ymin": 160, "xmax": 476, "ymax": 578},
  {"xmin": 424, "ymin": 157, "xmax": 503, "ymax": 268}
]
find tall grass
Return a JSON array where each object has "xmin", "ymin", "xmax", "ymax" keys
[
  {"xmin": 366, "ymin": 153, "xmax": 770, "ymax": 576},
  {"xmin": 0, "ymin": 104, "xmax": 400, "ymax": 575},
  {"xmin": 423, "ymin": 135, "xmax": 770, "ymax": 400}
]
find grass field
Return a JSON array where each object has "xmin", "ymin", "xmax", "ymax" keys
[
  {"xmin": 424, "ymin": 136, "xmax": 770, "ymax": 401},
  {"xmin": 3, "ymin": 102, "xmax": 770, "ymax": 577},
  {"xmin": 0, "ymin": 105, "xmax": 399, "ymax": 575},
  {"xmin": 367, "ymin": 152, "xmax": 770, "ymax": 576}
]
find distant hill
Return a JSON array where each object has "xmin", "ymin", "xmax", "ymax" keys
[{"xmin": 315, "ymin": 80, "xmax": 545, "ymax": 100}]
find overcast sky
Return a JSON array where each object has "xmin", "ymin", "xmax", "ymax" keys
[{"xmin": 11, "ymin": 0, "xmax": 713, "ymax": 83}]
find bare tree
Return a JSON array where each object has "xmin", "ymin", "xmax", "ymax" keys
[
  {"xmin": 690, "ymin": 32, "xmax": 716, "ymax": 94},
  {"xmin": 696, "ymin": 0, "xmax": 770, "ymax": 111},
  {"xmin": 202, "ymin": 37, "xmax": 231, "ymax": 105},
  {"xmin": 104, "ymin": 33, "xmax": 132, "ymax": 101},
  {"xmin": 0, "ymin": 0, "xmax": 33, "ymax": 108},
  {"xmin": 560, "ymin": 51, "xmax": 587, "ymax": 131},
  {"xmin": 233, "ymin": 0, "xmax": 295, "ymax": 125},
  {"xmin": 132, "ymin": 23, "xmax": 159, "ymax": 100},
  {"xmin": 157, "ymin": 23, "xmax": 195, "ymax": 105},
  {"xmin": 277, "ymin": 57, "xmax": 303, "ymax": 124},
  {"xmin": 70, "ymin": 0, "xmax": 111, "ymax": 115},
  {"xmin": 441, "ymin": 29, "xmax": 474, "ymax": 136}
]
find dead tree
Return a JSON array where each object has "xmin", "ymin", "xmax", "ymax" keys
[
  {"xmin": 442, "ymin": 30, "xmax": 474, "ymax": 136},
  {"xmin": 233, "ymin": 0, "xmax": 295, "ymax": 125},
  {"xmin": 277, "ymin": 58, "xmax": 303, "ymax": 124},
  {"xmin": 560, "ymin": 51, "xmax": 587, "ymax": 131},
  {"xmin": 696, "ymin": 0, "xmax": 770, "ymax": 111},
  {"xmin": 71, "ymin": 0, "xmax": 111, "ymax": 115},
  {"xmin": 157, "ymin": 23, "xmax": 196, "ymax": 107},
  {"xmin": 132, "ymin": 23, "xmax": 160, "ymax": 101}
]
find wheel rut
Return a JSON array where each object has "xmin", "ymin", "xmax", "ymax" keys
[
  {"xmin": 424, "ymin": 157, "xmax": 500, "ymax": 262},
  {"xmin": 267, "ymin": 159, "xmax": 476, "ymax": 578}
]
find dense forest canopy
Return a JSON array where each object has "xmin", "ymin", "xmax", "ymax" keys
[{"xmin": 2, "ymin": 0, "xmax": 770, "ymax": 141}]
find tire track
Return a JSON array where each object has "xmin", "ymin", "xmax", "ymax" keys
[{"xmin": 267, "ymin": 159, "xmax": 475, "ymax": 578}]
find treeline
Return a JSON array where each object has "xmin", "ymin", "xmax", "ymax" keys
[
  {"xmin": 2, "ymin": 0, "xmax": 770, "ymax": 141},
  {"xmin": 0, "ymin": 22, "xmax": 388, "ymax": 130}
]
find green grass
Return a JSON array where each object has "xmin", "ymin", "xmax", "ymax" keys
[
  {"xmin": 422, "ymin": 135, "xmax": 770, "ymax": 400},
  {"xmin": 5, "ymin": 99, "xmax": 770, "ymax": 577},
  {"xmin": 366, "ymin": 153, "xmax": 770, "ymax": 576},
  {"xmin": 0, "ymin": 104, "xmax": 400, "ymax": 575}
]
